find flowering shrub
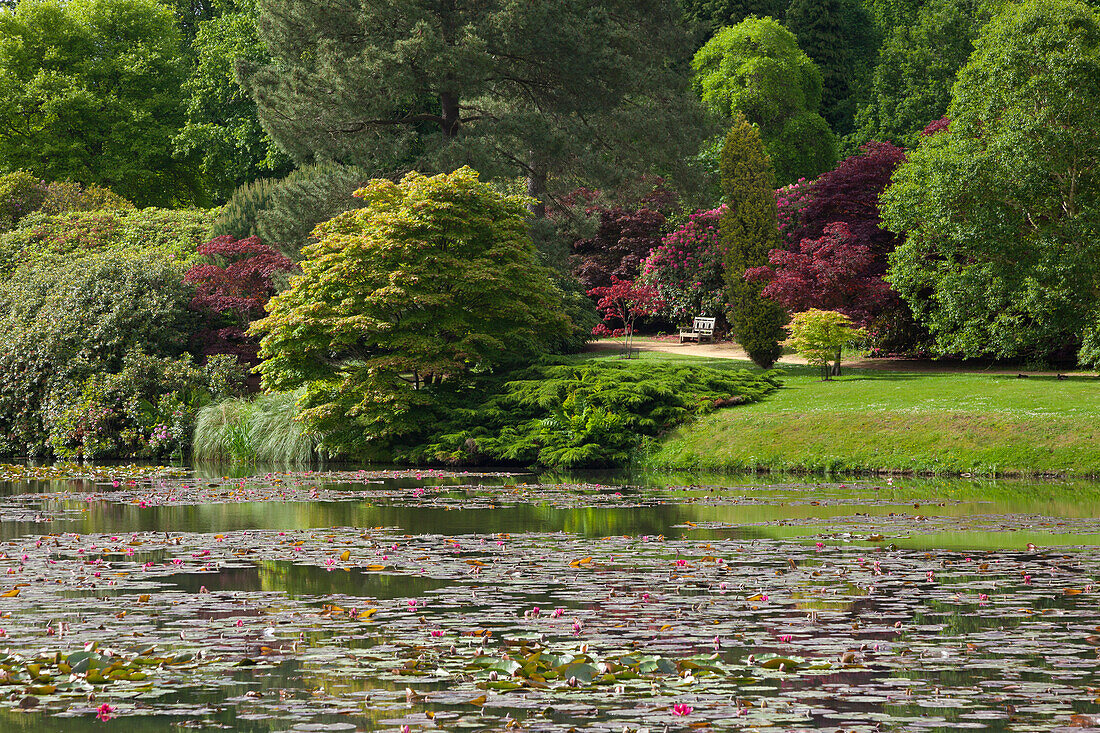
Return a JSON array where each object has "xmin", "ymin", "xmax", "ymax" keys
[
  {"xmin": 640, "ymin": 207, "xmax": 726, "ymax": 327},
  {"xmin": 775, "ymin": 179, "xmax": 813, "ymax": 247},
  {"xmin": 0, "ymin": 171, "xmax": 46, "ymax": 231},
  {"xmin": 185, "ymin": 235, "xmax": 298, "ymax": 361},
  {"xmin": 38, "ymin": 180, "xmax": 133, "ymax": 215},
  {"xmin": 46, "ymin": 352, "xmax": 247, "ymax": 460},
  {"xmin": 0, "ymin": 250, "xmax": 223, "ymax": 458},
  {"xmin": 0, "ymin": 207, "xmax": 215, "ymax": 274}
]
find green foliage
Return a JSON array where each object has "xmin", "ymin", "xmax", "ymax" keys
[
  {"xmin": 719, "ymin": 117, "xmax": 787, "ymax": 368},
  {"xmin": 680, "ymin": 0, "xmax": 788, "ymax": 39},
  {"xmin": 210, "ymin": 164, "xmax": 368, "ymax": 259},
  {"xmin": 881, "ymin": 0, "xmax": 1100, "ymax": 364},
  {"xmin": 0, "ymin": 251, "xmax": 204, "ymax": 457},
  {"xmin": 784, "ymin": 0, "xmax": 877, "ymax": 135},
  {"xmin": 253, "ymin": 163, "xmax": 369, "ymax": 259},
  {"xmin": 782, "ymin": 308, "xmax": 866, "ymax": 378},
  {"xmin": 0, "ymin": 170, "xmax": 45, "ymax": 231},
  {"xmin": 38, "ymin": 180, "xmax": 134, "ymax": 215},
  {"xmin": 0, "ymin": 0, "xmax": 201, "ymax": 206},
  {"xmin": 47, "ymin": 351, "xmax": 247, "ymax": 460},
  {"xmin": 209, "ymin": 177, "xmax": 277, "ymax": 240},
  {"xmin": 692, "ymin": 16, "xmax": 837, "ymax": 183},
  {"xmin": 0, "ymin": 207, "xmax": 216, "ymax": 274},
  {"xmin": 194, "ymin": 390, "xmax": 320, "ymax": 464},
  {"xmin": 855, "ymin": 0, "xmax": 994, "ymax": 147},
  {"xmin": 241, "ymin": 0, "xmax": 710, "ymax": 213},
  {"xmin": 405, "ymin": 360, "xmax": 782, "ymax": 468},
  {"xmin": 251, "ymin": 167, "xmax": 574, "ymax": 457},
  {"xmin": 175, "ymin": 0, "xmax": 291, "ymax": 203}
]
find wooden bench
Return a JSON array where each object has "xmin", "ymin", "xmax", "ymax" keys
[{"xmin": 679, "ymin": 316, "xmax": 716, "ymax": 343}]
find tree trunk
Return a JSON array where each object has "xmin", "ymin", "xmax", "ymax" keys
[
  {"xmin": 441, "ymin": 91, "xmax": 460, "ymax": 138},
  {"xmin": 526, "ymin": 153, "xmax": 546, "ymax": 218},
  {"xmin": 832, "ymin": 346, "xmax": 842, "ymax": 377}
]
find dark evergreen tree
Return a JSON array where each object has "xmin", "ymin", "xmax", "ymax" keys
[
  {"xmin": 784, "ymin": 0, "xmax": 878, "ymax": 135},
  {"xmin": 240, "ymin": 0, "xmax": 713, "ymax": 217},
  {"xmin": 720, "ymin": 116, "xmax": 787, "ymax": 368},
  {"xmin": 253, "ymin": 163, "xmax": 369, "ymax": 259},
  {"xmin": 679, "ymin": 0, "xmax": 788, "ymax": 42}
]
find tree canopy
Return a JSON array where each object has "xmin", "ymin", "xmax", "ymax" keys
[
  {"xmin": 692, "ymin": 16, "xmax": 837, "ymax": 184},
  {"xmin": 854, "ymin": 0, "xmax": 992, "ymax": 147},
  {"xmin": 0, "ymin": 0, "xmax": 201, "ymax": 206},
  {"xmin": 784, "ymin": 0, "xmax": 877, "ymax": 135},
  {"xmin": 250, "ymin": 167, "xmax": 573, "ymax": 455},
  {"xmin": 882, "ymin": 0, "xmax": 1100, "ymax": 363},
  {"xmin": 240, "ymin": 0, "xmax": 712, "ymax": 216}
]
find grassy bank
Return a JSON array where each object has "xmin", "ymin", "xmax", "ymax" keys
[{"xmin": 625, "ymin": 352, "xmax": 1100, "ymax": 477}]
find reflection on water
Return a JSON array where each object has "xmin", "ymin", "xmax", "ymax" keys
[{"xmin": 0, "ymin": 467, "xmax": 1096, "ymax": 730}]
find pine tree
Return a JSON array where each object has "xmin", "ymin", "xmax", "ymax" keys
[
  {"xmin": 720, "ymin": 116, "xmax": 787, "ymax": 368},
  {"xmin": 239, "ymin": 0, "xmax": 712, "ymax": 215},
  {"xmin": 210, "ymin": 177, "xmax": 278, "ymax": 240}
]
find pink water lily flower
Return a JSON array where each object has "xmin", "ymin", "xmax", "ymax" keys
[
  {"xmin": 96, "ymin": 703, "xmax": 115, "ymax": 721},
  {"xmin": 672, "ymin": 703, "xmax": 693, "ymax": 716}
]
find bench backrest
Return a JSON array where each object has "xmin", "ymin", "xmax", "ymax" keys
[{"xmin": 693, "ymin": 317, "xmax": 716, "ymax": 334}]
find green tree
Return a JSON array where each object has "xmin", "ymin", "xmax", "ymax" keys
[
  {"xmin": 175, "ymin": 0, "xmax": 291, "ymax": 203},
  {"xmin": 881, "ymin": 0, "xmax": 1100, "ymax": 364},
  {"xmin": 240, "ymin": 0, "xmax": 711, "ymax": 216},
  {"xmin": 855, "ymin": 0, "xmax": 994, "ymax": 147},
  {"xmin": 249, "ymin": 167, "xmax": 573, "ymax": 455},
  {"xmin": 784, "ymin": 0, "xmax": 877, "ymax": 135},
  {"xmin": 0, "ymin": 0, "xmax": 201, "ymax": 206},
  {"xmin": 783, "ymin": 308, "xmax": 865, "ymax": 378},
  {"xmin": 720, "ymin": 116, "xmax": 787, "ymax": 367},
  {"xmin": 693, "ymin": 16, "xmax": 837, "ymax": 183}
]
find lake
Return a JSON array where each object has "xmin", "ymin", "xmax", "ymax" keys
[{"xmin": 0, "ymin": 465, "xmax": 1096, "ymax": 731}]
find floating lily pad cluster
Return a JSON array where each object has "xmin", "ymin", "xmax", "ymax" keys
[{"xmin": 0, "ymin": 469, "xmax": 1091, "ymax": 730}]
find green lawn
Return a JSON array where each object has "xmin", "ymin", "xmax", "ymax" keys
[{"xmin": 580, "ymin": 350, "xmax": 1100, "ymax": 477}]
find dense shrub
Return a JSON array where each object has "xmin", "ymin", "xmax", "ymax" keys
[
  {"xmin": 401, "ymin": 361, "xmax": 782, "ymax": 468},
  {"xmin": 0, "ymin": 207, "xmax": 216, "ymax": 273},
  {"xmin": 0, "ymin": 251, "xmax": 243, "ymax": 458},
  {"xmin": 0, "ymin": 170, "xmax": 47, "ymax": 231},
  {"xmin": 38, "ymin": 180, "xmax": 134, "ymax": 215},
  {"xmin": 47, "ymin": 352, "xmax": 246, "ymax": 460},
  {"xmin": 209, "ymin": 177, "xmax": 278, "ymax": 240},
  {"xmin": 641, "ymin": 207, "xmax": 727, "ymax": 327},
  {"xmin": 211, "ymin": 164, "xmax": 369, "ymax": 259},
  {"xmin": 185, "ymin": 235, "xmax": 298, "ymax": 361}
]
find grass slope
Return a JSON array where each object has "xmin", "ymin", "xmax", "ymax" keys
[{"xmin": 624, "ymin": 353, "xmax": 1100, "ymax": 477}]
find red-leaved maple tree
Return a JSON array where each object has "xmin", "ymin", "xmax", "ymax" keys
[
  {"xmin": 747, "ymin": 222, "xmax": 893, "ymax": 325},
  {"xmin": 185, "ymin": 235, "xmax": 298, "ymax": 361},
  {"xmin": 757, "ymin": 142, "xmax": 908, "ymax": 328},
  {"xmin": 589, "ymin": 277, "xmax": 664, "ymax": 357}
]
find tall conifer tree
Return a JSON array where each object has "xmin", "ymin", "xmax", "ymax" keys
[
  {"xmin": 239, "ymin": 0, "xmax": 711, "ymax": 216},
  {"xmin": 720, "ymin": 115, "xmax": 787, "ymax": 368}
]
